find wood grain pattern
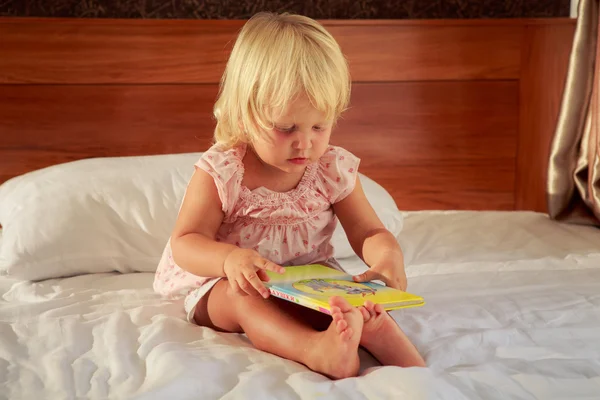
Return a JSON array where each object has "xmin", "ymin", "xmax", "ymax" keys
[
  {"xmin": 0, "ymin": 81, "xmax": 518, "ymax": 210},
  {"xmin": 333, "ymin": 82, "xmax": 517, "ymax": 210},
  {"xmin": 516, "ymin": 23, "xmax": 576, "ymax": 212},
  {"xmin": 0, "ymin": 17, "xmax": 522, "ymax": 84},
  {"xmin": 0, "ymin": 18, "xmax": 576, "ymax": 211},
  {"xmin": 0, "ymin": 19, "xmax": 238, "ymax": 84},
  {"xmin": 0, "ymin": 85, "xmax": 217, "ymax": 177},
  {"xmin": 334, "ymin": 24, "xmax": 522, "ymax": 81},
  {"xmin": 334, "ymin": 82, "xmax": 517, "ymax": 161}
]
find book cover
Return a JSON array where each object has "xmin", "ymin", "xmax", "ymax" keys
[{"xmin": 264, "ymin": 264, "xmax": 424, "ymax": 315}]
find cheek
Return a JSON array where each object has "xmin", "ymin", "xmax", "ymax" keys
[
  {"xmin": 273, "ymin": 131, "xmax": 292, "ymax": 144},
  {"xmin": 257, "ymin": 132, "xmax": 285, "ymax": 150},
  {"xmin": 315, "ymin": 131, "xmax": 332, "ymax": 147},
  {"xmin": 250, "ymin": 137, "xmax": 276, "ymax": 160}
]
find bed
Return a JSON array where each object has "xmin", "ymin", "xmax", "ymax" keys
[
  {"xmin": 1, "ymin": 210, "xmax": 599, "ymax": 399},
  {"xmin": 2, "ymin": 15, "xmax": 600, "ymax": 400}
]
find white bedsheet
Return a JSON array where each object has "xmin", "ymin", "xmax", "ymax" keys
[{"xmin": 1, "ymin": 211, "xmax": 600, "ymax": 399}]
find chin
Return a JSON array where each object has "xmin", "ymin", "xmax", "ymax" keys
[
  {"xmin": 274, "ymin": 160, "xmax": 306, "ymax": 173},
  {"xmin": 281, "ymin": 164, "xmax": 306, "ymax": 173}
]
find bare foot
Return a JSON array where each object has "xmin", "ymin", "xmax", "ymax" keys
[
  {"xmin": 305, "ymin": 296, "xmax": 363, "ymax": 379},
  {"xmin": 359, "ymin": 301, "xmax": 426, "ymax": 368}
]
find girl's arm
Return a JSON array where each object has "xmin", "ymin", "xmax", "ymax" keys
[
  {"xmin": 332, "ymin": 177, "xmax": 407, "ymax": 289},
  {"xmin": 333, "ymin": 178, "xmax": 403, "ymax": 263},
  {"xmin": 170, "ymin": 168, "xmax": 238, "ymax": 277}
]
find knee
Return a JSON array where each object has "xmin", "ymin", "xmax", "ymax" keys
[{"xmin": 195, "ymin": 280, "xmax": 247, "ymax": 333}]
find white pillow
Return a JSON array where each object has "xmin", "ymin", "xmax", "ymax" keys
[{"xmin": 0, "ymin": 153, "xmax": 403, "ymax": 281}]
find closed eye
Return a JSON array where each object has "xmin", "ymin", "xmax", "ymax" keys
[{"xmin": 275, "ymin": 125, "xmax": 296, "ymax": 133}]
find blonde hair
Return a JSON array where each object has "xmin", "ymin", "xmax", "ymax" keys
[{"xmin": 213, "ymin": 12, "xmax": 351, "ymax": 148}]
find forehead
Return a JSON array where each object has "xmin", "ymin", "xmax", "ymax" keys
[{"xmin": 271, "ymin": 94, "xmax": 329, "ymax": 123}]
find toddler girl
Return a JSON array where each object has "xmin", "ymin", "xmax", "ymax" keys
[{"xmin": 154, "ymin": 11, "xmax": 425, "ymax": 379}]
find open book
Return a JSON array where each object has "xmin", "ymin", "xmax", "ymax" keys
[{"xmin": 264, "ymin": 264, "xmax": 424, "ymax": 315}]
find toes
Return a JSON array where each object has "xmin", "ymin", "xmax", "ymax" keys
[
  {"xmin": 363, "ymin": 302, "xmax": 376, "ymax": 318},
  {"xmin": 365, "ymin": 301, "xmax": 385, "ymax": 317},
  {"xmin": 359, "ymin": 307, "xmax": 371, "ymax": 322},
  {"xmin": 329, "ymin": 296, "xmax": 353, "ymax": 313},
  {"xmin": 331, "ymin": 307, "xmax": 342, "ymax": 320},
  {"xmin": 336, "ymin": 319, "xmax": 348, "ymax": 333},
  {"xmin": 340, "ymin": 327, "xmax": 353, "ymax": 341}
]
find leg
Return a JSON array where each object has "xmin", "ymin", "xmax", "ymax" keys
[
  {"xmin": 272, "ymin": 297, "xmax": 333, "ymax": 332},
  {"xmin": 270, "ymin": 260, "xmax": 344, "ymax": 332},
  {"xmin": 359, "ymin": 301, "xmax": 426, "ymax": 368},
  {"xmin": 194, "ymin": 279, "xmax": 363, "ymax": 379}
]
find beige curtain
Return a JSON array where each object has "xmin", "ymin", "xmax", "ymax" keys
[{"xmin": 547, "ymin": 0, "xmax": 600, "ymax": 226}]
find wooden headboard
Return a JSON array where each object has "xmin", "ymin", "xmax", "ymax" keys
[{"xmin": 0, "ymin": 17, "xmax": 575, "ymax": 212}]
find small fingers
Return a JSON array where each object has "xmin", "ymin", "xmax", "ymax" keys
[
  {"xmin": 256, "ymin": 258, "xmax": 285, "ymax": 274},
  {"xmin": 256, "ymin": 269, "xmax": 270, "ymax": 282},
  {"xmin": 230, "ymin": 280, "xmax": 248, "ymax": 297},
  {"xmin": 243, "ymin": 271, "xmax": 269, "ymax": 298},
  {"xmin": 237, "ymin": 278, "xmax": 255, "ymax": 296}
]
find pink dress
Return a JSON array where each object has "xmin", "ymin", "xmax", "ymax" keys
[{"xmin": 153, "ymin": 143, "xmax": 360, "ymax": 322}]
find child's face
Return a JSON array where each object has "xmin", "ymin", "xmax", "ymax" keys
[{"xmin": 252, "ymin": 93, "xmax": 333, "ymax": 173}]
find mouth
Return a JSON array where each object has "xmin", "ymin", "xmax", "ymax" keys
[{"xmin": 288, "ymin": 157, "xmax": 309, "ymax": 165}]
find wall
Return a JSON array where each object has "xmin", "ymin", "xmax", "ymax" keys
[{"xmin": 0, "ymin": 0, "xmax": 571, "ymax": 19}]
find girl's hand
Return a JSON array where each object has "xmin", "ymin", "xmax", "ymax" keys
[
  {"xmin": 223, "ymin": 248, "xmax": 285, "ymax": 298},
  {"xmin": 352, "ymin": 252, "xmax": 407, "ymax": 291}
]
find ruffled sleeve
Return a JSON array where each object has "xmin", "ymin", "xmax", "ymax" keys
[
  {"xmin": 194, "ymin": 144, "xmax": 244, "ymax": 217},
  {"xmin": 317, "ymin": 146, "xmax": 361, "ymax": 204}
]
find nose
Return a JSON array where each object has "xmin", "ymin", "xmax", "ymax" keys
[{"xmin": 294, "ymin": 130, "xmax": 312, "ymax": 150}]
